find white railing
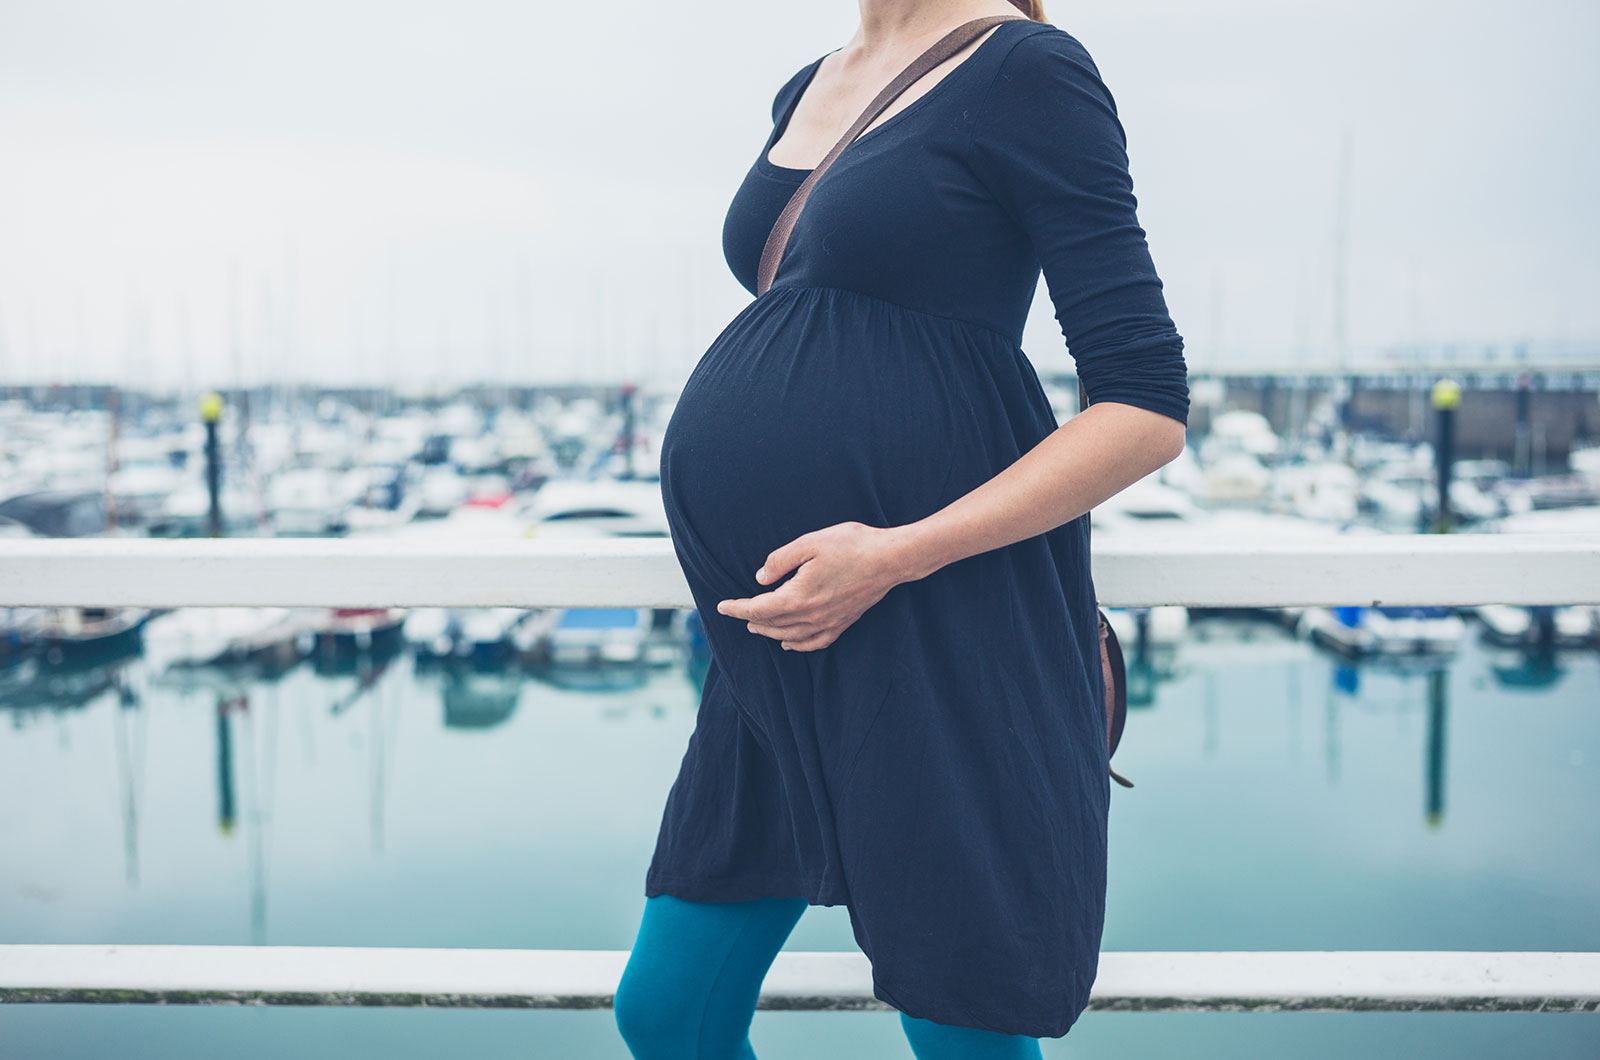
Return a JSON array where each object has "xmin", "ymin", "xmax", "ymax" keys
[
  {"xmin": 2, "ymin": 531, "xmax": 1598, "ymax": 1015},
  {"xmin": 1, "ymin": 945, "xmax": 1595, "ymax": 1012},
  {"xmin": 3, "ymin": 532, "xmax": 1599, "ymax": 608}
]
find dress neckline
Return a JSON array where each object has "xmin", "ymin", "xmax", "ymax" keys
[{"xmin": 757, "ymin": 18, "xmax": 1031, "ymax": 180}]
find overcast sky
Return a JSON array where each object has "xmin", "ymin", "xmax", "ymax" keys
[{"xmin": 1, "ymin": 0, "xmax": 1596, "ymax": 387}]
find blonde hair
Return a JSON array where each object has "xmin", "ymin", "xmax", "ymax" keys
[{"xmin": 1004, "ymin": 0, "xmax": 1048, "ymax": 21}]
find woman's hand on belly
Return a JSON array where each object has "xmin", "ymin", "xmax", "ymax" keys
[{"xmin": 715, "ymin": 521, "xmax": 920, "ymax": 652}]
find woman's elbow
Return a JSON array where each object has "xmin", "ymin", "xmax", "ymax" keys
[
  {"xmin": 1126, "ymin": 403, "xmax": 1188, "ymax": 466},
  {"xmin": 1155, "ymin": 414, "xmax": 1188, "ymax": 464},
  {"xmin": 1082, "ymin": 386, "xmax": 1190, "ymax": 464}
]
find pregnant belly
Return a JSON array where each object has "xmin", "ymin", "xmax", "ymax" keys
[{"xmin": 660, "ymin": 287, "xmax": 989, "ymax": 595}]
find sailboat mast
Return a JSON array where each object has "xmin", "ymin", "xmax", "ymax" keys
[{"xmin": 1332, "ymin": 126, "xmax": 1353, "ymax": 447}]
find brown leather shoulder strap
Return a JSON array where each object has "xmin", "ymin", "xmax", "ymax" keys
[{"xmin": 755, "ymin": 14, "xmax": 1027, "ymax": 297}]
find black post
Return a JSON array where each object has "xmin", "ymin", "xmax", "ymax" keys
[
  {"xmin": 1430, "ymin": 378, "xmax": 1459, "ymax": 534},
  {"xmin": 201, "ymin": 391, "xmax": 224, "ymax": 538},
  {"xmin": 619, "ymin": 382, "xmax": 637, "ymax": 480},
  {"xmin": 1425, "ymin": 667, "xmax": 1447, "ymax": 828},
  {"xmin": 1513, "ymin": 372, "xmax": 1532, "ymax": 478},
  {"xmin": 1529, "ymin": 605, "xmax": 1556, "ymax": 652}
]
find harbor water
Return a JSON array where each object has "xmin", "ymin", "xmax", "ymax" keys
[{"xmin": 2, "ymin": 613, "xmax": 1596, "ymax": 1058}]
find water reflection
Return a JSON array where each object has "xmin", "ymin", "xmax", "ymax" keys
[{"xmin": 1, "ymin": 605, "xmax": 1596, "ymax": 1059}]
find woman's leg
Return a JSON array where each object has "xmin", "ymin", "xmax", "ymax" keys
[
  {"xmin": 898, "ymin": 1011, "xmax": 1045, "ymax": 1060},
  {"xmin": 614, "ymin": 892, "xmax": 809, "ymax": 1060}
]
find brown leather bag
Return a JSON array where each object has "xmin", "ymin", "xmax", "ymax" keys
[
  {"xmin": 756, "ymin": 14, "xmax": 1135, "ymax": 790},
  {"xmin": 1099, "ymin": 608, "xmax": 1133, "ymax": 787}
]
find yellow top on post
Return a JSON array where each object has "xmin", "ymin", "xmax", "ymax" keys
[
  {"xmin": 1430, "ymin": 378, "xmax": 1461, "ymax": 411},
  {"xmin": 199, "ymin": 391, "xmax": 224, "ymax": 423}
]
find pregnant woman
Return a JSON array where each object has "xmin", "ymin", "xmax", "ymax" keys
[{"xmin": 616, "ymin": 1, "xmax": 1189, "ymax": 1056}]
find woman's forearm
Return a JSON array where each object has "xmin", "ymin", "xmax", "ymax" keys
[{"xmin": 886, "ymin": 402, "xmax": 1187, "ymax": 584}]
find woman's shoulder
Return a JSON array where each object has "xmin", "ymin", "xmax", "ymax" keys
[
  {"xmin": 993, "ymin": 22, "xmax": 1103, "ymax": 80},
  {"xmin": 980, "ymin": 22, "xmax": 1117, "ymax": 115},
  {"xmin": 770, "ymin": 53, "xmax": 828, "ymax": 124}
]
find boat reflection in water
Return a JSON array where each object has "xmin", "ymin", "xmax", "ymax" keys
[{"xmin": 526, "ymin": 608, "xmax": 654, "ymax": 692}]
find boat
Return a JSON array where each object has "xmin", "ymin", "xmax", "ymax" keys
[
  {"xmin": 1297, "ymin": 605, "xmax": 1467, "ymax": 657},
  {"xmin": 439, "ymin": 669, "xmax": 523, "ymax": 729},
  {"xmin": 0, "ymin": 489, "xmax": 108, "ymax": 538},
  {"xmin": 1267, "ymin": 460, "xmax": 1360, "ymax": 525},
  {"xmin": 459, "ymin": 607, "xmax": 541, "ymax": 667},
  {"xmin": 140, "ymin": 606, "xmax": 302, "ymax": 670},
  {"xmin": 1361, "ymin": 462, "xmax": 1507, "ymax": 529},
  {"xmin": 534, "ymin": 607, "xmax": 651, "ymax": 667},
  {"xmin": 148, "ymin": 477, "xmax": 264, "ymax": 537},
  {"xmin": 311, "ymin": 607, "xmax": 408, "ymax": 657},
  {"xmin": 1202, "ymin": 451, "xmax": 1271, "ymax": 505},
  {"xmin": 105, "ymin": 459, "xmax": 188, "ymax": 527},
  {"xmin": 1472, "ymin": 604, "xmax": 1600, "ymax": 649},
  {"xmin": 403, "ymin": 607, "xmax": 462, "ymax": 662},
  {"xmin": 27, "ymin": 607, "xmax": 153, "ymax": 666},
  {"xmin": 268, "ymin": 467, "xmax": 351, "ymax": 536},
  {"xmin": 1198, "ymin": 409, "xmax": 1281, "ymax": 462},
  {"xmin": 1103, "ymin": 604, "xmax": 1190, "ymax": 651},
  {"xmin": 414, "ymin": 466, "xmax": 471, "ymax": 518},
  {"xmin": 522, "ymin": 477, "xmax": 669, "ymax": 539}
]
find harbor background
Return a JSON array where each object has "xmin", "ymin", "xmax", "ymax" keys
[{"xmin": 3, "ymin": 0, "xmax": 1600, "ymax": 1056}]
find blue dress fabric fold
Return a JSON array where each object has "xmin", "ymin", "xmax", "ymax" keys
[{"xmin": 645, "ymin": 19, "xmax": 1189, "ymax": 1039}]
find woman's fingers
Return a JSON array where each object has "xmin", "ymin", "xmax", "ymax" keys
[
  {"xmin": 781, "ymin": 629, "xmax": 838, "ymax": 652},
  {"xmin": 722, "ymin": 598, "xmax": 809, "ymax": 627},
  {"xmin": 719, "ymin": 579, "xmax": 819, "ymax": 624},
  {"xmin": 747, "ymin": 619, "xmax": 822, "ymax": 640}
]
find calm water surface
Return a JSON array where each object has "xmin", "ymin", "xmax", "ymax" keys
[{"xmin": 2, "ymin": 613, "xmax": 1597, "ymax": 1059}]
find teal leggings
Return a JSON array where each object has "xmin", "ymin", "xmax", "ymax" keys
[{"xmin": 614, "ymin": 893, "xmax": 1043, "ymax": 1059}]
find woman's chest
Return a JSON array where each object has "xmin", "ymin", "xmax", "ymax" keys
[{"xmin": 720, "ymin": 105, "xmax": 1036, "ymax": 326}]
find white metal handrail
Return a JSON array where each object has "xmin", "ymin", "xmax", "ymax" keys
[
  {"xmin": 3, "ymin": 533, "xmax": 1599, "ymax": 608},
  {"xmin": 1, "ymin": 945, "xmax": 1596, "ymax": 1013}
]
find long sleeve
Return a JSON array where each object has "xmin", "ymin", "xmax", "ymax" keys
[{"xmin": 965, "ymin": 31, "xmax": 1189, "ymax": 427}]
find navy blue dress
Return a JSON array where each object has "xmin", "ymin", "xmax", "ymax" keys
[{"xmin": 645, "ymin": 19, "xmax": 1189, "ymax": 1039}]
